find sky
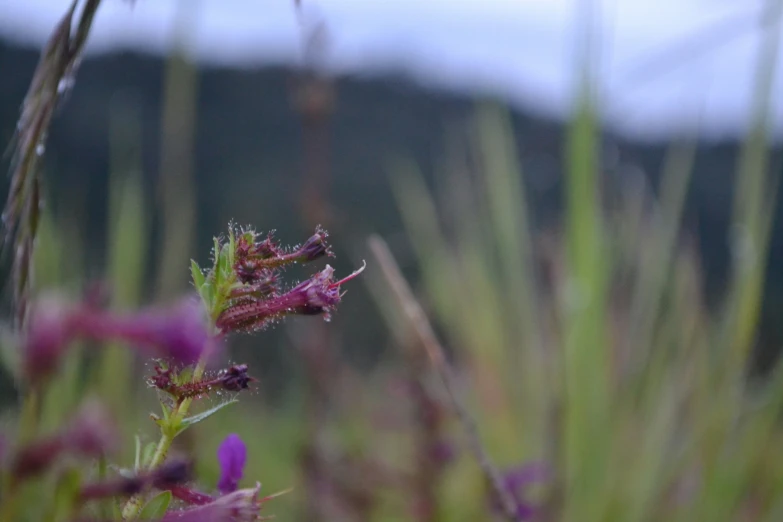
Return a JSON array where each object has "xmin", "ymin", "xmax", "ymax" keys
[{"xmin": 0, "ymin": 0, "xmax": 781, "ymax": 141}]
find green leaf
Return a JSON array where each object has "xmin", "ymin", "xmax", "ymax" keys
[
  {"xmin": 160, "ymin": 401, "xmax": 172, "ymax": 422},
  {"xmin": 200, "ymin": 282, "xmax": 215, "ymax": 313},
  {"xmin": 175, "ymin": 367, "xmax": 194, "ymax": 385},
  {"xmin": 218, "ymin": 243, "xmax": 231, "ymax": 279},
  {"xmin": 141, "ymin": 442, "xmax": 158, "ymax": 468},
  {"xmin": 191, "ymin": 260, "xmax": 205, "ymax": 291},
  {"xmin": 175, "ymin": 398, "xmax": 239, "ymax": 436},
  {"xmin": 139, "ymin": 490, "xmax": 172, "ymax": 520}
]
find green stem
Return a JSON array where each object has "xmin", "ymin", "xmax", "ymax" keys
[{"xmin": 120, "ymin": 359, "xmax": 207, "ymax": 520}]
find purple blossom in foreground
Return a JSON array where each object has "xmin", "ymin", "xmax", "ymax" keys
[
  {"xmin": 169, "ymin": 434, "xmax": 248, "ymax": 505},
  {"xmin": 166, "ymin": 435, "xmax": 283, "ymax": 521},
  {"xmin": 490, "ymin": 463, "xmax": 550, "ymax": 520},
  {"xmin": 218, "ymin": 434, "xmax": 247, "ymax": 495},
  {"xmin": 23, "ymin": 296, "xmax": 213, "ymax": 385},
  {"xmin": 72, "ymin": 298, "xmax": 211, "ymax": 365}
]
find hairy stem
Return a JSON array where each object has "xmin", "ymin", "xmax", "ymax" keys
[{"xmin": 120, "ymin": 359, "xmax": 207, "ymax": 519}]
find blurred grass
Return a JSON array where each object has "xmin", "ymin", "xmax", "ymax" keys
[{"xmin": 383, "ymin": 94, "xmax": 782, "ymax": 520}]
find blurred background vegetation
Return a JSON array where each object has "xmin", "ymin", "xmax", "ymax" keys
[{"xmin": 1, "ymin": 4, "xmax": 783, "ymax": 519}]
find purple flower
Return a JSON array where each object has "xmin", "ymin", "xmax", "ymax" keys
[
  {"xmin": 217, "ymin": 434, "xmax": 247, "ymax": 495},
  {"xmin": 216, "ymin": 262, "xmax": 365, "ymax": 333},
  {"xmin": 291, "ymin": 225, "xmax": 333, "ymax": 263},
  {"xmin": 22, "ymin": 295, "xmax": 213, "ymax": 386},
  {"xmin": 79, "ymin": 298, "xmax": 211, "ymax": 365}
]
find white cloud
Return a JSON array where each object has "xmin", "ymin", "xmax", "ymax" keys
[{"xmin": 0, "ymin": 0, "xmax": 780, "ymax": 140}]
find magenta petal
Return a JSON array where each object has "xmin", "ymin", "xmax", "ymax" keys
[{"xmin": 217, "ymin": 434, "xmax": 247, "ymax": 494}]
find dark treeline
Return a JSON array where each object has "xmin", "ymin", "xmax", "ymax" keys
[{"xmin": 1, "ymin": 40, "xmax": 781, "ymax": 378}]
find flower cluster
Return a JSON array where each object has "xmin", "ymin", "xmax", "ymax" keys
[{"xmin": 191, "ymin": 225, "xmax": 364, "ymax": 334}]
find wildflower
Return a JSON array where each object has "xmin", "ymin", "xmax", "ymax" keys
[
  {"xmin": 77, "ymin": 298, "xmax": 211, "ymax": 366},
  {"xmin": 216, "ymin": 263, "xmax": 365, "ymax": 333},
  {"xmin": 169, "ymin": 433, "xmax": 248, "ymax": 505},
  {"xmin": 165, "ymin": 435, "xmax": 282, "ymax": 520},
  {"xmin": 217, "ymin": 434, "xmax": 247, "ymax": 494},
  {"xmin": 149, "ymin": 364, "xmax": 255, "ymax": 401},
  {"xmin": 291, "ymin": 226, "xmax": 333, "ymax": 263},
  {"xmin": 219, "ymin": 364, "xmax": 254, "ymax": 392}
]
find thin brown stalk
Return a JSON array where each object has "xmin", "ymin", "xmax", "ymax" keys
[
  {"xmin": 368, "ymin": 234, "xmax": 521, "ymax": 521},
  {"xmin": 3, "ymin": 0, "xmax": 105, "ymax": 326}
]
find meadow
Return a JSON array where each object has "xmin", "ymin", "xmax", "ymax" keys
[{"xmin": 0, "ymin": 1, "xmax": 782, "ymax": 521}]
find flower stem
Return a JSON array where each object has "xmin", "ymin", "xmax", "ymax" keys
[{"xmin": 120, "ymin": 359, "xmax": 208, "ymax": 520}]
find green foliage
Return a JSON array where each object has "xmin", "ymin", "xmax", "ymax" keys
[
  {"xmin": 194, "ymin": 229, "xmax": 238, "ymax": 322},
  {"xmin": 163, "ymin": 398, "xmax": 240, "ymax": 438},
  {"xmin": 138, "ymin": 491, "xmax": 172, "ymax": 520}
]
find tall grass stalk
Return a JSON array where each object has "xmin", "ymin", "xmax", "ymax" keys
[{"xmin": 154, "ymin": 0, "xmax": 200, "ymax": 302}]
